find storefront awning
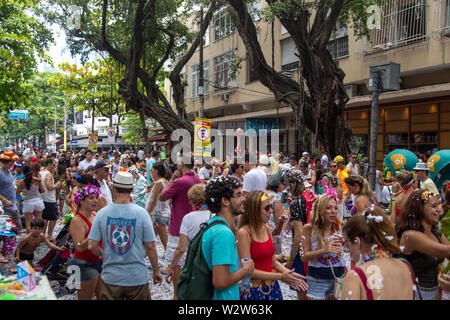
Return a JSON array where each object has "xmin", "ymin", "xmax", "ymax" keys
[{"xmin": 148, "ymin": 134, "xmax": 168, "ymax": 141}]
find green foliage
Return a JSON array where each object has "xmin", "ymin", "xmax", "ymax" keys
[
  {"xmin": 121, "ymin": 112, "xmax": 157, "ymax": 146},
  {"xmin": 48, "ymin": 58, "xmax": 125, "ymax": 123},
  {"xmin": 261, "ymin": 0, "xmax": 380, "ymax": 40},
  {"xmin": 0, "ymin": 0, "xmax": 53, "ymax": 110},
  {"xmin": 0, "ymin": 72, "xmax": 65, "ymax": 146}
]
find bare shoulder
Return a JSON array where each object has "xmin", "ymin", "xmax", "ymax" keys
[
  {"xmin": 236, "ymin": 226, "xmax": 250, "ymax": 237},
  {"xmin": 302, "ymin": 224, "xmax": 312, "ymax": 234}
]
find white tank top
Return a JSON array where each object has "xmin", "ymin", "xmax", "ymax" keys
[
  {"xmin": 22, "ymin": 182, "xmax": 42, "ymax": 201},
  {"xmin": 40, "ymin": 170, "xmax": 56, "ymax": 203},
  {"xmin": 308, "ymin": 228, "xmax": 346, "ymax": 268},
  {"xmin": 302, "ymin": 169, "xmax": 312, "ymax": 180},
  {"xmin": 146, "ymin": 180, "xmax": 171, "ymax": 217}
]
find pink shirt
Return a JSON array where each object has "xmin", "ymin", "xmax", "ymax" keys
[{"xmin": 162, "ymin": 171, "xmax": 202, "ymax": 237}]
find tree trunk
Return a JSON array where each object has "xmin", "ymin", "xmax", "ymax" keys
[
  {"xmin": 140, "ymin": 109, "xmax": 151, "ymax": 151},
  {"xmin": 226, "ymin": 0, "xmax": 351, "ymax": 159}
]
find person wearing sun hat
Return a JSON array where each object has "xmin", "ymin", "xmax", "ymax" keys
[
  {"xmin": 414, "ymin": 162, "xmax": 439, "ymax": 194},
  {"xmin": 0, "ymin": 150, "xmax": 22, "ymax": 231},
  {"xmin": 87, "ymin": 170, "xmax": 163, "ymax": 300},
  {"xmin": 334, "ymin": 155, "xmax": 350, "ymax": 198}
]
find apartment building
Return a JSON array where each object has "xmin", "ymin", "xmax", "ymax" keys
[
  {"xmin": 164, "ymin": 0, "xmax": 450, "ymax": 166},
  {"xmin": 67, "ymin": 110, "xmax": 127, "ymax": 151}
]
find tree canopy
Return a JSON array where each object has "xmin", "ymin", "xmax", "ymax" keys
[{"xmin": 0, "ymin": 0, "xmax": 53, "ymax": 110}]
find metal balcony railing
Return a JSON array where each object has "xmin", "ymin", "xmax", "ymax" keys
[{"xmin": 366, "ymin": 0, "xmax": 428, "ymax": 52}]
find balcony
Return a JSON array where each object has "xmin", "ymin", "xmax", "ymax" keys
[{"xmin": 363, "ymin": 0, "xmax": 428, "ymax": 54}]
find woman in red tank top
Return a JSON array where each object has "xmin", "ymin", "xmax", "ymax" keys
[
  {"xmin": 68, "ymin": 185, "xmax": 103, "ymax": 300},
  {"xmin": 236, "ymin": 191, "xmax": 308, "ymax": 300}
]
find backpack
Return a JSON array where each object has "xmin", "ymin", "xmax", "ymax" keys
[{"xmin": 176, "ymin": 219, "xmax": 228, "ymax": 300}]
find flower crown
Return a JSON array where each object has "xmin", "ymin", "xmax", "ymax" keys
[
  {"xmin": 74, "ymin": 185, "xmax": 101, "ymax": 206},
  {"xmin": 411, "ymin": 190, "xmax": 438, "ymax": 204}
]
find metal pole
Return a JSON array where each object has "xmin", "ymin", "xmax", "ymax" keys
[
  {"xmin": 198, "ymin": 5, "xmax": 204, "ymax": 119},
  {"xmin": 368, "ymin": 71, "xmax": 381, "ymax": 191},
  {"xmin": 64, "ymin": 104, "xmax": 67, "ymax": 151},
  {"xmin": 54, "ymin": 103, "xmax": 57, "ymax": 151}
]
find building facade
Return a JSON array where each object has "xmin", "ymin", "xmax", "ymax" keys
[{"xmin": 164, "ymin": 0, "xmax": 450, "ymax": 167}]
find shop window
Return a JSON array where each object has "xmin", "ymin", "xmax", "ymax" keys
[
  {"xmin": 409, "ymin": 132, "xmax": 438, "ymax": 154},
  {"xmin": 349, "ymin": 135, "xmax": 368, "ymax": 155},
  {"xmin": 384, "ymin": 133, "xmax": 409, "ymax": 153}
]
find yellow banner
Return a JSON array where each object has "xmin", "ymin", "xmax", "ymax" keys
[
  {"xmin": 88, "ymin": 133, "xmax": 98, "ymax": 152},
  {"xmin": 194, "ymin": 118, "xmax": 211, "ymax": 157}
]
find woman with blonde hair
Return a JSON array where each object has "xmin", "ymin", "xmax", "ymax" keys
[
  {"xmin": 344, "ymin": 175, "xmax": 377, "ymax": 216},
  {"xmin": 391, "ymin": 170, "xmax": 418, "ymax": 223},
  {"xmin": 236, "ymin": 191, "xmax": 307, "ymax": 300},
  {"xmin": 341, "ymin": 206, "xmax": 416, "ymax": 299},
  {"xmin": 301, "ymin": 195, "xmax": 346, "ymax": 300}
]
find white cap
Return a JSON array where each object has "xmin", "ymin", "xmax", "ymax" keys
[{"xmin": 302, "ymin": 152, "xmax": 310, "ymax": 157}]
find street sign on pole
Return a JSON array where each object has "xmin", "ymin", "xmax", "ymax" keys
[{"xmin": 8, "ymin": 110, "xmax": 28, "ymax": 120}]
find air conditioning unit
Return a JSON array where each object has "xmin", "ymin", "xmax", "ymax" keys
[
  {"xmin": 444, "ymin": 27, "xmax": 450, "ymax": 38},
  {"xmin": 221, "ymin": 93, "xmax": 229, "ymax": 101},
  {"xmin": 345, "ymin": 84, "xmax": 358, "ymax": 98}
]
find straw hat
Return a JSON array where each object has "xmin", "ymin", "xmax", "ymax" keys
[
  {"xmin": 112, "ymin": 171, "xmax": 134, "ymax": 189},
  {"xmin": 0, "ymin": 150, "xmax": 18, "ymax": 161}
]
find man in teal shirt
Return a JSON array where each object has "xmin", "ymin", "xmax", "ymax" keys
[
  {"xmin": 146, "ymin": 150, "xmax": 159, "ymax": 185},
  {"xmin": 203, "ymin": 176, "xmax": 254, "ymax": 300}
]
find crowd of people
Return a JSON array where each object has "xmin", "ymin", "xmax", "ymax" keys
[{"xmin": 0, "ymin": 144, "xmax": 449, "ymax": 301}]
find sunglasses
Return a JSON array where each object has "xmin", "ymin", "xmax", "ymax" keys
[
  {"xmin": 263, "ymin": 204, "xmax": 272, "ymax": 212},
  {"xmin": 330, "ymin": 165, "xmax": 337, "ymax": 167}
]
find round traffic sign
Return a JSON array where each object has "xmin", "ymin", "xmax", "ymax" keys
[{"xmin": 197, "ymin": 126, "xmax": 209, "ymax": 141}]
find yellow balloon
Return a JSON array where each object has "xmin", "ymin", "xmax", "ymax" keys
[
  {"xmin": 390, "ymin": 154, "xmax": 406, "ymax": 170},
  {"xmin": 427, "ymin": 155, "xmax": 440, "ymax": 172}
]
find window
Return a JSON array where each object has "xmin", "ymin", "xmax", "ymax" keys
[
  {"xmin": 327, "ymin": 26, "xmax": 349, "ymax": 59},
  {"xmin": 181, "ymin": 65, "xmax": 187, "ymax": 99},
  {"xmin": 191, "ymin": 61, "xmax": 209, "ymax": 98},
  {"xmin": 349, "ymin": 135, "xmax": 368, "ymax": 156},
  {"xmin": 75, "ymin": 112, "xmax": 83, "ymax": 125},
  {"xmin": 409, "ymin": 132, "xmax": 438, "ymax": 154},
  {"xmin": 213, "ymin": 7, "xmax": 234, "ymax": 40},
  {"xmin": 204, "ymin": 26, "xmax": 210, "ymax": 47},
  {"xmin": 368, "ymin": 0, "xmax": 427, "ymax": 51},
  {"xmin": 384, "ymin": 133, "xmax": 409, "ymax": 153},
  {"xmin": 214, "ymin": 52, "xmax": 234, "ymax": 91},
  {"xmin": 281, "ymin": 37, "xmax": 299, "ymax": 71},
  {"xmin": 446, "ymin": 0, "xmax": 450, "ymax": 28},
  {"xmin": 248, "ymin": 0, "xmax": 261, "ymax": 22}
]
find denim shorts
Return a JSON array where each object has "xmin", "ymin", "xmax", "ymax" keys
[
  {"xmin": 68, "ymin": 257, "xmax": 102, "ymax": 283},
  {"xmin": 306, "ymin": 275, "xmax": 335, "ymax": 300},
  {"xmin": 153, "ymin": 215, "xmax": 170, "ymax": 226}
]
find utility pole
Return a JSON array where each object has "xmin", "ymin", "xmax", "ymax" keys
[
  {"xmin": 368, "ymin": 70, "xmax": 381, "ymax": 192},
  {"xmin": 368, "ymin": 62, "xmax": 401, "ymax": 191},
  {"xmin": 54, "ymin": 103, "xmax": 57, "ymax": 151},
  {"xmin": 198, "ymin": 5, "xmax": 204, "ymax": 118},
  {"xmin": 64, "ymin": 104, "xmax": 67, "ymax": 151}
]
